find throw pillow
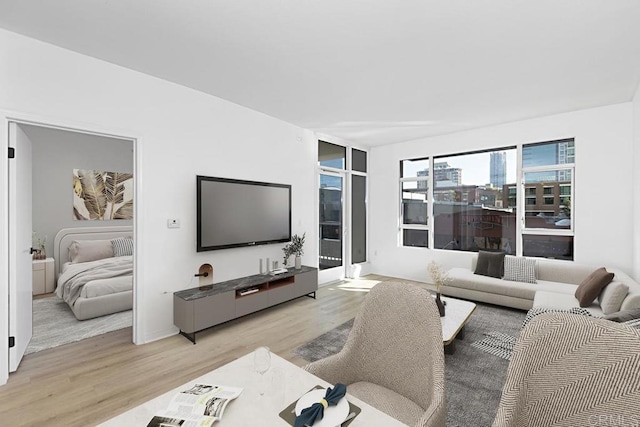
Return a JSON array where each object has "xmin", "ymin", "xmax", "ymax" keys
[
  {"xmin": 474, "ymin": 251, "xmax": 506, "ymax": 279},
  {"xmin": 503, "ymin": 256, "xmax": 537, "ymax": 284},
  {"xmin": 598, "ymin": 282, "xmax": 629, "ymax": 315},
  {"xmin": 603, "ymin": 307, "xmax": 640, "ymax": 323},
  {"xmin": 112, "ymin": 237, "xmax": 134, "ymax": 257},
  {"xmin": 68, "ymin": 239, "xmax": 114, "ymax": 263},
  {"xmin": 574, "ymin": 267, "xmax": 615, "ymax": 307}
]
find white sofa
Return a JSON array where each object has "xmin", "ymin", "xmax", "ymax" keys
[{"xmin": 444, "ymin": 255, "xmax": 640, "ymax": 316}]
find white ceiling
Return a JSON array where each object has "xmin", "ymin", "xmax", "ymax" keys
[{"xmin": 1, "ymin": 0, "xmax": 640, "ymax": 147}]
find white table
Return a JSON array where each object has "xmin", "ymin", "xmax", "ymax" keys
[
  {"xmin": 440, "ymin": 295, "xmax": 476, "ymax": 354},
  {"xmin": 100, "ymin": 352, "xmax": 405, "ymax": 426}
]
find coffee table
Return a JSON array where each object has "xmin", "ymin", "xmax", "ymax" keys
[
  {"xmin": 99, "ymin": 351, "xmax": 405, "ymax": 426},
  {"xmin": 439, "ymin": 295, "xmax": 476, "ymax": 354}
]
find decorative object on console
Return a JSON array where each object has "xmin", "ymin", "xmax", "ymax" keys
[
  {"xmin": 574, "ymin": 267, "xmax": 614, "ymax": 307},
  {"xmin": 283, "ymin": 233, "xmax": 306, "ymax": 269},
  {"xmin": 73, "ymin": 169, "xmax": 134, "ymax": 221},
  {"xmin": 32, "ymin": 232, "xmax": 47, "ymax": 260},
  {"xmin": 195, "ymin": 263, "xmax": 213, "ymax": 290},
  {"xmin": 428, "ymin": 261, "xmax": 449, "ymax": 317}
]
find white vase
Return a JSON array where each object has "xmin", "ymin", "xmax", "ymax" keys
[{"xmin": 295, "ymin": 256, "xmax": 302, "ymax": 269}]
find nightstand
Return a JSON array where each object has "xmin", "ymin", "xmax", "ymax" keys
[{"xmin": 33, "ymin": 257, "xmax": 55, "ymax": 295}]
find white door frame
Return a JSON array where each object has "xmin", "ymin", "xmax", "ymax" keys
[{"xmin": 0, "ymin": 110, "xmax": 143, "ymax": 386}]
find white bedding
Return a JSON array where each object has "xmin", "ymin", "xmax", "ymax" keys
[{"xmin": 56, "ymin": 256, "xmax": 133, "ymax": 306}]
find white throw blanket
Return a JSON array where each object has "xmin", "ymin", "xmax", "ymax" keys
[{"xmin": 56, "ymin": 256, "xmax": 133, "ymax": 306}]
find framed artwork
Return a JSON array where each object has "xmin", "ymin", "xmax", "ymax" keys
[{"xmin": 73, "ymin": 169, "xmax": 133, "ymax": 220}]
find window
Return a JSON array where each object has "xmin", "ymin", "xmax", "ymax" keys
[
  {"xmin": 522, "ymin": 139, "xmax": 574, "ymax": 260},
  {"xmin": 432, "ymin": 148, "xmax": 516, "ymax": 253},
  {"xmin": 400, "ymin": 158, "xmax": 429, "ymax": 247},
  {"xmin": 398, "ymin": 138, "xmax": 575, "ymax": 260}
]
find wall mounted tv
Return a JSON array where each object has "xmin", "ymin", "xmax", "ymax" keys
[{"xmin": 197, "ymin": 175, "xmax": 292, "ymax": 252}]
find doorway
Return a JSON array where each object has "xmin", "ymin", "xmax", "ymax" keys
[
  {"xmin": 317, "ymin": 140, "xmax": 368, "ymax": 284},
  {"xmin": 6, "ymin": 120, "xmax": 137, "ymax": 375}
]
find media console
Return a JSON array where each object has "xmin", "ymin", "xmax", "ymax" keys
[{"xmin": 174, "ymin": 266, "xmax": 318, "ymax": 343}]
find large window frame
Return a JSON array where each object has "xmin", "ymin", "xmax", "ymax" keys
[
  {"xmin": 400, "ymin": 158, "xmax": 430, "ymax": 248},
  {"xmin": 399, "ymin": 138, "xmax": 575, "ymax": 260}
]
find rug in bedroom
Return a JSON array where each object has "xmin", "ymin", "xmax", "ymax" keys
[
  {"xmin": 26, "ymin": 297, "xmax": 132, "ymax": 355},
  {"xmin": 294, "ymin": 302, "xmax": 526, "ymax": 427}
]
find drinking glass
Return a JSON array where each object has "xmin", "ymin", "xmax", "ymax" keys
[{"xmin": 253, "ymin": 346, "xmax": 271, "ymax": 396}]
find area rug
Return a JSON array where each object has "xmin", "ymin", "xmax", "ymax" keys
[
  {"xmin": 26, "ymin": 297, "xmax": 132, "ymax": 355},
  {"xmin": 294, "ymin": 302, "xmax": 526, "ymax": 427}
]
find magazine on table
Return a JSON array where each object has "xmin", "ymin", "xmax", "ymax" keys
[{"xmin": 146, "ymin": 384, "xmax": 243, "ymax": 427}]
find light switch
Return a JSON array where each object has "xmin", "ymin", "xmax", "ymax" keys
[{"xmin": 167, "ymin": 219, "xmax": 180, "ymax": 229}]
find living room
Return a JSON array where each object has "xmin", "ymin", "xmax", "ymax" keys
[{"xmin": 1, "ymin": 1, "xmax": 640, "ymax": 425}]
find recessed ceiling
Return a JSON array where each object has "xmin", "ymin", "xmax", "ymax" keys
[{"xmin": 1, "ymin": 0, "xmax": 639, "ymax": 147}]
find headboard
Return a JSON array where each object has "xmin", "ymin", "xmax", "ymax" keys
[{"xmin": 53, "ymin": 226, "xmax": 133, "ymax": 276}]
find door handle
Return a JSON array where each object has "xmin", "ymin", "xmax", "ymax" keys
[{"xmin": 30, "ymin": 247, "xmax": 38, "ymax": 254}]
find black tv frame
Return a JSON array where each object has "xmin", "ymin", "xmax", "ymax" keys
[{"xmin": 196, "ymin": 175, "xmax": 292, "ymax": 252}]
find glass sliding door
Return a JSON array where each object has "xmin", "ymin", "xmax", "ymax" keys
[{"xmin": 319, "ymin": 172, "xmax": 344, "ymax": 277}]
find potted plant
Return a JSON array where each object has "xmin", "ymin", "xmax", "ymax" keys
[
  {"xmin": 428, "ymin": 260, "xmax": 449, "ymax": 317},
  {"xmin": 283, "ymin": 233, "xmax": 305, "ymax": 269}
]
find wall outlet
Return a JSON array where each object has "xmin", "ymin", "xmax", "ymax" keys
[{"xmin": 167, "ymin": 219, "xmax": 180, "ymax": 229}]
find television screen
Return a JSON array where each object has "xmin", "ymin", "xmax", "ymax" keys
[{"xmin": 197, "ymin": 176, "xmax": 291, "ymax": 251}]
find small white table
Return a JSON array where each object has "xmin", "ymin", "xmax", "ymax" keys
[
  {"xmin": 440, "ymin": 295, "xmax": 476, "ymax": 354},
  {"xmin": 32, "ymin": 257, "xmax": 54, "ymax": 295},
  {"xmin": 100, "ymin": 352, "xmax": 405, "ymax": 426}
]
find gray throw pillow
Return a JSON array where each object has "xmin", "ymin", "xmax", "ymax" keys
[
  {"xmin": 598, "ymin": 282, "xmax": 629, "ymax": 315},
  {"xmin": 474, "ymin": 251, "xmax": 506, "ymax": 279},
  {"xmin": 574, "ymin": 267, "xmax": 615, "ymax": 307}
]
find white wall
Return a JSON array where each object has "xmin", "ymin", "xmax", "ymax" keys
[
  {"xmin": 369, "ymin": 103, "xmax": 635, "ymax": 283},
  {"xmin": 633, "ymin": 83, "xmax": 640, "ymax": 281},
  {"xmin": 0, "ymin": 29, "xmax": 317, "ymax": 348}
]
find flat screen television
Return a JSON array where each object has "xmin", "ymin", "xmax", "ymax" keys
[{"xmin": 197, "ymin": 175, "xmax": 291, "ymax": 251}]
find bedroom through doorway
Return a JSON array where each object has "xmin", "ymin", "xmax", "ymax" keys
[{"xmin": 19, "ymin": 123, "xmax": 135, "ymax": 355}]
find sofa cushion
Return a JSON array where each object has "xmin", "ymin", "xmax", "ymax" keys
[
  {"xmin": 348, "ymin": 381, "xmax": 424, "ymax": 426},
  {"xmin": 448, "ymin": 268, "xmax": 576, "ymax": 301},
  {"xmin": 503, "ymin": 256, "xmax": 537, "ymax": 284},
  {"xmin": 474, "ymin": 251, "xmax": 505, "ymax": 278},
  {"xmin": 574, "ymin": 268, "xmax": 615, "ymax": 307},
  {"xmin": 598, "ymin": 282, "xmax": 629, "ymax": 315},
  {"xmin": 533, "ymin": 291, "xmax": 603, "ymax": 316}
]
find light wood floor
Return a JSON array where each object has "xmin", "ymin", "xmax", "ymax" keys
[{"xmin": 1, "ymin": 274, "xmax": 415, "ymax": 427}]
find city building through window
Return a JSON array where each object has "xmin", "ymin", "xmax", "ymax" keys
[{"xmin": 399, "ymin": 138, "xmax": 575, "ymax": 260}]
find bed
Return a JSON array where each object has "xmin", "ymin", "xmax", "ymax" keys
[{"xmin": 53, "ymin": 226, "xmax": 134, "ymax": 320}]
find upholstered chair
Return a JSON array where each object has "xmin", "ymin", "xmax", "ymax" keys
[
  {"xmin": 304, "ymin": 281, "xmax": 446, "ymax": 427},
  {"xmin": 493, "ymin": 313, "xmax": 640, "ymax": 427}
]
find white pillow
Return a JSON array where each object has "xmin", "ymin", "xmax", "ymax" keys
[
  {"xmin": 598, "ymin": 282, "xmax": 629, "ymax": 315},
  {"xmin": 503, "ymin": 256, "xmax": 537, "ymax": 284},
  {"xmin": 68, "ymin": 239, "xmax": 114, "ymax": 263},
  {"xmin": 111, "ymin": 237, "xmax": 134, "ymax": 257}
]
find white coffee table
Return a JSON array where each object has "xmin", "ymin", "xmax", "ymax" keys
[
  {"xmin": 439, "ymin": 295, "xmax": 476, "ymax": 354},
  {"xmin": 100, "ymin": 352, "xmax": 405, "ymax": 426}
]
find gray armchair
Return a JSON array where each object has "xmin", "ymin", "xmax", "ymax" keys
[
  {"xmin": 493, "ymin": 313, "xmax": 640, "ymax": 426},
  {"xmin": 304, "ymin": 281, "xmax": 446, "ymax": 427}
]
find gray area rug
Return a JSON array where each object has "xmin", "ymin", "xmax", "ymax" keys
[
  {"xmin": 26, "ymin": 297, "xmax": 132, "ymax": 355},
  {"xmin": 294, "ymin": 302, "xmax": 526, "ymax": 427}
]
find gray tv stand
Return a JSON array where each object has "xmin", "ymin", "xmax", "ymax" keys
[{"xmin": 173, "ymin": 266, "xmax": 318, "ymax": 344}]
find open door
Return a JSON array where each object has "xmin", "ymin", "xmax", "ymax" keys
[{"xmin": 8, "ymin": 122, "xmax": 33, "ymax": 372}]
